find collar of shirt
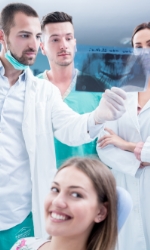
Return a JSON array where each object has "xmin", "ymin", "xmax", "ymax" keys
[{"xmin": 0, "ymin": 60, "xmax": 27, "ymax": 84}]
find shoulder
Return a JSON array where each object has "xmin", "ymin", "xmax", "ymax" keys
[
  {"xmin": 11, "ymin": 237, "xmax": 50, "ymax": 250},
  {"xmin": 36, "ymin": 72, "xmax": 44, "ymax": 79},
  {"xmin": 36, "ymin": 70, "xmax": 48, "ymax": 80},
  {"xmin": 27, "ymin": 69, "xmax": 60, "ymax": 95}
]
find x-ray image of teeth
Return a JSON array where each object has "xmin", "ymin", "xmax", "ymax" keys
[{"xmin": 75, "ymin": 48, "xmax": 150, "ymax": 92}]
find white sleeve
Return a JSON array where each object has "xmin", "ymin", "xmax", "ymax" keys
[
  {"xmin": 96, "ymin": 121, "xmax": 140, "ymax": 176},
  {"xmin": 51, "ymin": 87, "xmax": 102, "ymax": 146},
  {"xmin": 141, "ymin": 136, "xmax": 150, "ymax": 163}
]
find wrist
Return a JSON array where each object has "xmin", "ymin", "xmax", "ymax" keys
[{"xmin": 124, "ymin": 142, "xmax": 136, "ymax": 152}]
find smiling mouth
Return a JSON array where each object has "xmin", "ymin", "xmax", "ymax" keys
[{"xmin": 50, "ymin": 212, "xmax": 71, "ymax": 221}]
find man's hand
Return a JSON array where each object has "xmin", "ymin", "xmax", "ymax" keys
[{"xmin": 94, "ymin": 87, "xmax": 126, "ymax": 124}]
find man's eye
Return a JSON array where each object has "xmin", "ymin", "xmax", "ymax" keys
[
  {"xmin": 36, "ymin": 35, "xmax": 41, "ymax": 40},
  {"xmin": 52, "ymin": 39, "xmax": 59, "ymax": 42},
  {"xmin": 67, "ymin": 37, "xmax": 72, "ymax": 41},
  {"xmin": 21, "ymin": 34, "xmax": 29, "ymax": 38},
  {"xmin": 72, "ymin": 192, "xmax": 82, "ymax": 198}
]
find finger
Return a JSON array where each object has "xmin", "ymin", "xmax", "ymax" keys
[
  {"xmin": 104, "ymin": 97, "xmax": 126, "ymax": 112},
  {"xmin": 98, "ymin": 135, "xmax": 111, "ymax": 142},
  {"xmin": 111, "ymin": 87, "xmax": 127, "ymax": 100},
  {"xmin": 104, "ymin": 127, "xmax": 115, "ymax": 135},
  {"xmin": 135, "ymin": 149, "xmax": 141, "ymax": 161},
  {"xmin": 99, "ymin": 138, "xmax": 112, "ymax": 148},
  {"xmin": 134, "ymin": 147, "xmax": 140, "ymax": 158},
  {"xmin": 137, "ymin": 153, "xmax": 141, "ymax": 161},
  {"xmin": 104, "ymin": 91, "xmax": 126, "ymax": 109}
]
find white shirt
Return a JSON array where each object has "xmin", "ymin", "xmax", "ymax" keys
[{"xmin": 0, "ymin": 62, "xmax": 31, "ymax": 230}]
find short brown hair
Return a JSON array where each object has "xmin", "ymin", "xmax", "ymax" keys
[
  {"xmin": 131, "ymin": 22, "xmax": 150, "ymax": 47},
  {"xmin": 0, "ymin": 3, "xmax": 38, "ymax": 36},
  {"xmin": 56, "ymin": 157, "xmax": 118, "ymax": 250},
  {"xmin": 41, "ymin": 11, "xmax": 73, "ymax": 31}
]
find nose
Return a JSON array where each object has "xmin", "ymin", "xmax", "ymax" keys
[
  {"xmin": 60, "ymin": 38, "xmax": 68, "ymax": 50},
  {"xmin": 29, "ymin": 36, "xmax": 40, "ymax": 51},
  {"xmin": 52, "ymin": 193, "xmax": 67, "ymax": 209}
]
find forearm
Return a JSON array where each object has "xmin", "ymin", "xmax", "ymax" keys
[{"xmin": 123, "ymin": 141, "xmax": 136, "ymax": 152}]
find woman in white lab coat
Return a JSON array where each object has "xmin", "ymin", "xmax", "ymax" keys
[{"xmin": 97, "ymin": 22, "xmax": 150, "ymax": 250}]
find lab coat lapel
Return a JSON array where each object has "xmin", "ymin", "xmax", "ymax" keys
[
  {"xmin": 126, "ymin": 92, "xmax": 140, "ymax": 132},
  {"xmin": 22, "ymin": 69, "xmax": 37, "ymax": 176}
]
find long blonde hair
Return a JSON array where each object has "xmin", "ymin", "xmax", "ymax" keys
[{"xmin": 57, "ymin": 157, "xmax": 118, "ymax": 250}]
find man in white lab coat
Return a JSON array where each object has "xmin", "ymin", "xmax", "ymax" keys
[{"xmin": 0, "ymin": 3, "xmax": 126, "ymax": 249}]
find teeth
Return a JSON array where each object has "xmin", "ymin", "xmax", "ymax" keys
[{"xmin": 51, "ymin": 212, "xmax": 67, "ymax": 220}]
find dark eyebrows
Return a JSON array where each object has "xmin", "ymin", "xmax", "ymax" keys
[
  {"xmin": 69, "ymin": 186, "xmax": 85, "ymax": 190},
  {"xmin": 52, "ymin": 181, "xmax": 59, "ymax": 185},
  {"xmin": 18, "ymin": 30, "xmax": 42, "ymax": 36},
  {"xmin": 135, "ymin": 40, "xmax": 150, "ymax": 45},
  {"xmin": 52, "ymin": 182, "xmax": 85, "ymax": 190},
  {"xmin": 50, "ymin": 32, "xmax": 73, "ymax": 38}
]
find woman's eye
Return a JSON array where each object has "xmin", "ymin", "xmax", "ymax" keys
[
  {"xmin": 51, "ymin": 187, "xmax": 58, "ymax": 193},
  {"xmin": 72, "ymin": 192, "xmax": 82, "ymax": 198}
]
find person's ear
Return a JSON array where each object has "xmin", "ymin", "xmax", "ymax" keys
[
  {"xmin": 40, "ymin": 42, "xmax": 46, "ymax": 55},
  {"xmin": 94, "ymin": 202, "xmax": 108, "ymax": 223},
  {"xmin": 0, "ymin": 30, "xmax": 6, "ymax": 49}
]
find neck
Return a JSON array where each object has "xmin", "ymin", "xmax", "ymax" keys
[
  {"xmin": 48, "ymin": 236, "xmax": 86, "ymax": 250},
  {"xmin": 47, "ymin": 63, "xmax": 74, "ymax": 85},
  {"xmin": 0, "ymin": 48, "xmax": 23, "ymax": 86},
  {"xmin": 46, "ymin": 62, "xmax": 75, "ymax": 96}
]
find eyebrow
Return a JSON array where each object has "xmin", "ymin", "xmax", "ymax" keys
[
  {"xmin": 52, "ymin": 182, "xmax": 86, "ymax": 191},
  {"xmin": 135, "ymin": 40, "xmax": 150, "ymax": 45},
  {"xmin": 18, "ymin": 30, "xmax": 42, "ymax": 36},
  {"xmin": 50, "ymin": 33, "xmax": 73, "ymax": 38}
]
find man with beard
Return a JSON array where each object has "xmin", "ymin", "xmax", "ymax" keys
[{"xmin": 0, "ymin": 3, "xmax": 126, "ymax": 249}]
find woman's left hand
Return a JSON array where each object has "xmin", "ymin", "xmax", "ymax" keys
[{"xmin": 98, "ymin": 128, "xmax": 130, "ymax": 150}]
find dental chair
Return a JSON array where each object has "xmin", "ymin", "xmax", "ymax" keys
[{"xmin": 117, "ymin": 186, "xmax": 133, "ymax": 231}]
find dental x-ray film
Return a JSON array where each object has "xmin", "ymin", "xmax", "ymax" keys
[{"xmin": 74, "ymin": 46, "xmax": 150, "ymax": 92}]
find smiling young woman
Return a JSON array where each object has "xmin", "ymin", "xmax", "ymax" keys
[{"xmin": 11, "ymin": 157, "xmax": 118, "ymax": 250}]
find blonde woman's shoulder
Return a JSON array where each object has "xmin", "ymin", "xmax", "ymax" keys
[{"xmin": 10, "ymin": 237, "xmax": 50, "ymax": 250}]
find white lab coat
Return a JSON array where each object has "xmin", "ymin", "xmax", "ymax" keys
[
  {"xmin": 97, "ymin": 92, "xmax": 150, "ymax": 250},
  {"xmin": 22, "ymin": 68, "xmax": 97, "ymax": 238}
]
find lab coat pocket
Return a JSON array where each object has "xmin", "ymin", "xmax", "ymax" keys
[{"xmin": 36, "ymin": 102, "xmax": 51, "ymax": 135}]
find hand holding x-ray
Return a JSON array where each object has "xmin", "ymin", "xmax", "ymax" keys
[{"xmin": 94, "ymin": 87, "xmax": 126, "ymax": 123}]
